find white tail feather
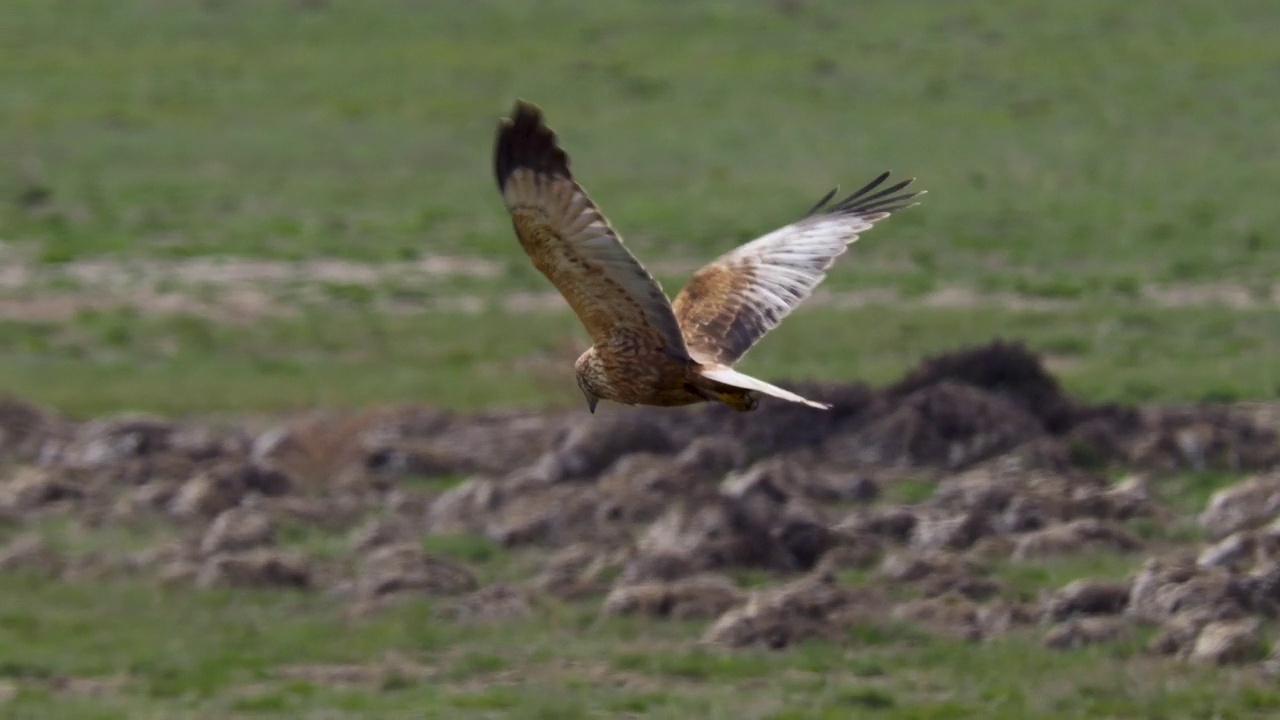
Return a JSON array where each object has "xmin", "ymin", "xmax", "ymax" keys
[{"xmin": 698, "ymin": 366, "xmax": 831, "ymax": 410}]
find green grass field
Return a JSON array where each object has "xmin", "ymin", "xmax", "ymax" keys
[
  {"xmin": 1, "ymin": 569, "xmax": 1276, "ymax": 719},
  {"xmin": 3, "ymin": 0, "xmax": 1280, "ymax": 415},
  {"xmin": 3, "ymin": 0, "xmax": 1280, "ymax": 717}
]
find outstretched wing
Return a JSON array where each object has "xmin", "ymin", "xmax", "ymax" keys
[
  {"xmin": 673, "ymin": 171, "xmax": 922, "ymax": 366},
  {"xmin": 495, "ymin": 100, "xmax": 690, "ymax": 358}
]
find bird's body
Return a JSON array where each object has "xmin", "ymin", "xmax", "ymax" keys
[
  {"xmin": 494, "ymin": 100, "xmax": 922, "ymax": 413},
  {"xmin": 574, "ymin": 343, "xmax": 761, "ymax": 411}
]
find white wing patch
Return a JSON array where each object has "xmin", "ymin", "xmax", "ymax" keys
[
  {"xmin": 674, "ymin": 171, "xmax": 921, "ymax": 367},
  {"xmin": 724, "ymin": 212, "xmax": 877, "ymax": 324}
]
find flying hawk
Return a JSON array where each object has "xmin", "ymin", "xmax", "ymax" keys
[{"xmin": 494, "ymin": 100, "xmax": 922, "ymax": 413}]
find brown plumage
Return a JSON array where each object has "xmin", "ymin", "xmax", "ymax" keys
[{"xmin": 494, "ymin": 99, "xmax": 922, "ymax": 413}]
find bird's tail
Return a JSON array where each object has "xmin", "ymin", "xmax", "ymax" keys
[{"xmin": 696, "ymin": 365, "xmax": 831, "ymax": 410}]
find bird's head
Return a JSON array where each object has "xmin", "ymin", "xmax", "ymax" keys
[{"xmin": 573, "ymin": 348, "xmax": 604, "ymax": 414}]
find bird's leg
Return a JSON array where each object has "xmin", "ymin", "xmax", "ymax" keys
[
  {"xmin": 721, "ymin": 391, "xmax": 759, "ymax": 412},
  {"xmin": 689, "ymin": 382, "xmax": 758, "ymax": 412}
]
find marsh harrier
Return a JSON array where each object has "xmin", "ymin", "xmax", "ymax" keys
[{"xmin": 494, "ymin": 100, "xmax": 921, "ymax": 413}]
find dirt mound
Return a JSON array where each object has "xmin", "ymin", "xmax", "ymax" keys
[
  {"xmin": 0, "ymin": 395, "xmax": 67, "ymax": 461},
  {"xmin": 887, "ymin": 340, "xmax": 1080, "ymax": 432},
  {"xmin": 700, "ymin": 572, "xmax": 874, "ymax": 649},
  {"xmin": 603, "ymin": 573, "xmax": 746, "ymax": 621},
  {"xmin": 1, "ymin": 340, "xmax": 1279, "ymax": 666},
  {"xmin": 1034, "ymin": 472, "xmax": 1280, "ymax": 665}
]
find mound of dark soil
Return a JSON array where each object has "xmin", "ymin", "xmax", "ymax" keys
[{"xmin": 1, "ymin": 339, "xmax": 1279, "ymax": 666}]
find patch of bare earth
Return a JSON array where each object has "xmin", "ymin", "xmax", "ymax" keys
[
  {"xmin": 1, "ymin": 341, "xmax": 1280, "ymax": 669},
  {"xmin": 0, "ymin": 674, "xmax": 129, "ymax": 702},
  {"xmin": 0, "ymin": 246, "xmax": 1275, "ymax": 322},
  {"xmin": 270, "ymin": 654, "xmax": 438, "ymax": 689},
  {"xmin": 472, "ymin": 283, "xmax": 1280, "ymax": 315},
  {"xmin": 0, "ymin": 253, "xmax": 502, "ymax": 323}
]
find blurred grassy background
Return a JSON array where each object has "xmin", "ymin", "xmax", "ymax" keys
[
  {"xmin": 4, "ymin": 4, "xmax": 1280, "ymax": 718},
  {"xmin": 2, "ymin": 0, "xmax": 1279, "ymax": 415}
]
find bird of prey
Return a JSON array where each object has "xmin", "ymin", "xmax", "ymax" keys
[{"xmin": 494, "ymin": 99, "xmax": 922, "ymax": 413}]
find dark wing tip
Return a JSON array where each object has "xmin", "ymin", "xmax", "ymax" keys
[
  {"xmin": 805, "ymin": 171, "xmax": 925, "ymax": 219},
  {"xmin": 494, "ymin": 99, "xmax": 572, "ymax": 192},
  {"xmin": 801, "ymin": 186, "xmax": 840, "ymax": 217}
]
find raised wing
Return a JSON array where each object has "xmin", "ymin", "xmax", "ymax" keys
[
  {"xmin": 494, "ymin": 100, "xmax": 690, "ymax": 358},
  {"xmin": 673, "ymin": 171, "xmax": 922, "ymax": 366}
]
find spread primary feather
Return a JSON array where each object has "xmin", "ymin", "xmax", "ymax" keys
[{"xmin": 493, "ymin": 99, "xmax": 923, "ymax": 413}]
